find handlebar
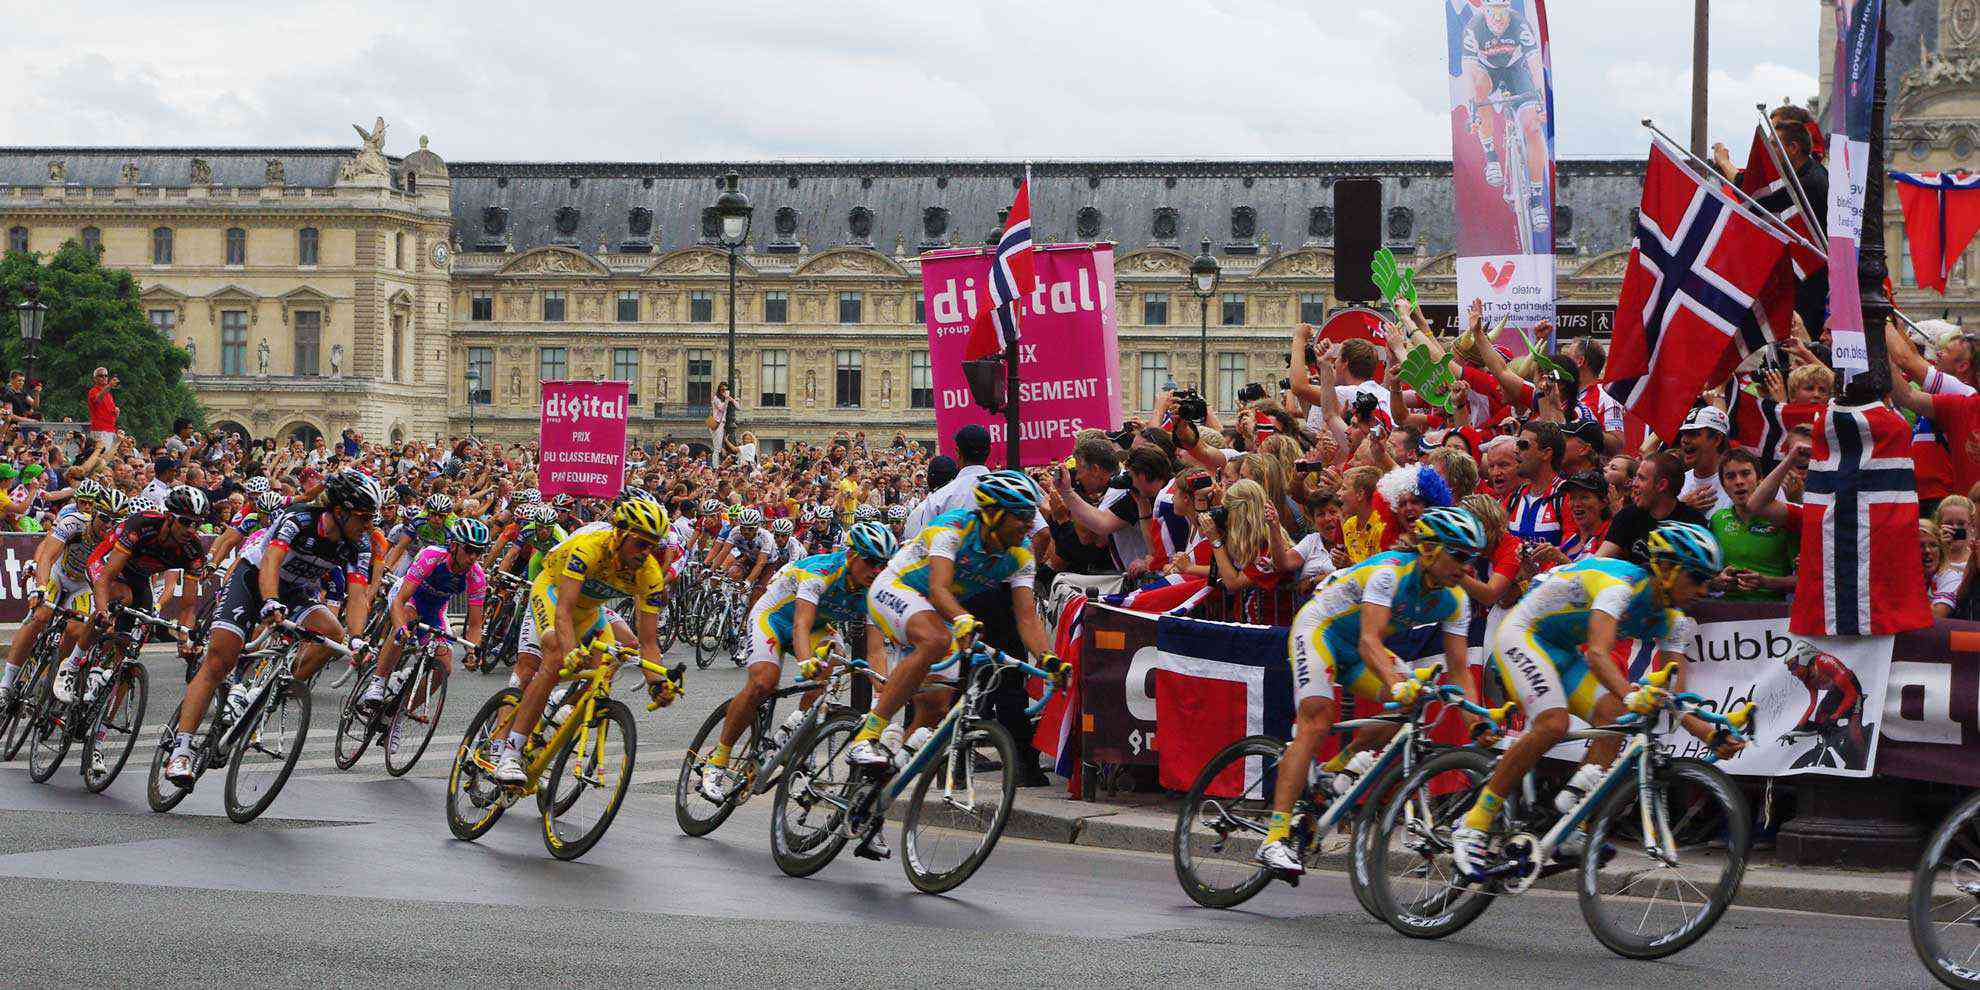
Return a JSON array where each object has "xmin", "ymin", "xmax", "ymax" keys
[
  {"xmin": 1379, "ymin": 660, "xmax": 1518, "ymax": 739},
  {"xmin": 946, "ymin": 643, "xmax": 1060, "ymax": 717},
  {"xmin": 114, "ymin": 605, "xmax": 195, "ymax": 641},
  {"xmin": 399, "ymin": 622, "xmax": 471, "ymax": 648}
]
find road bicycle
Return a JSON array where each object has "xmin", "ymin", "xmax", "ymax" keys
[
  {"xmin": 23, "ymin": 605, "xmax": 177, "ymax": 793},
  {"xmin": 445, "ymin": 639, "xmax": 684, "ymax": 860},
  {"xmin": 1907, "ymin": 790, "xmax": 1980, "ymax": 988},
  {"xmin": 334, "ymin": 621, "xmax": 463, "ymax": 775},
  {"xmin": 1171, "ymin": 659, "xmax": 1513, "ymax": 916},
  {"xmin": 1362, "ymin": 664, "xmax": 1755, "ymax": 960},
  {"xmin": 674, "ymin": 642, "xmax": 868, "ymax": 837},
  {"xmin": 1475, "ymin": 90, "xmax": 1545, "ymax": 255},
  {"xmin": 474, "ymin": 572, "xmax": 527, "ymax": 675},
  {"xmin": 768, "ymin": 642, "xmax": 1057, "ymax": 894},
  {"xmin": 146, "ymin": 619, "xmax": 349, "ymax": 823},
  {"xmin": 692, "ymin": 576, "xmax": 747, "ymax": 671},
  {"xmin": 0, "ymin": 596, "xmax": 88, "ymax": 762}
]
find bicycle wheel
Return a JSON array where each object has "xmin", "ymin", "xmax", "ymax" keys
[
  {"xmin": 446, "ymin": 688, "xmax": 520, "ymax": 841},
  {"xmin": 1172, "ymin": 735, "xmax": 1284, "ymax": 908},
  {"xmin": 3, "ymin": 650, "xmax": 53, "ymax": 762},
  {"xmin": 655, "ymin": 598, "xmax": 679, "ymax": 655},
  {"xmin": 675, "ymin": 698, "xmax": 761, "ymax": 837},
  {"xmin": 332, "ymin": 665, "xmax": 375, "ymax": 770},
  {"xmin": 25, "ymin": 693, "xmax": 72, "ymax": 785},
  {"xmin": 145, "ymin": 725, "xmax": 194, "ymax": 812},
  {"xmin": 82, "ymin": 663, "xmax": 148, "ymax": 793},
  {"xmin": 691, "ymin": 603, "xmax": 715, "ymax": 670},
  {"xmin": 222, "ymin": 677, "xmax": 313, "ymax": 823},
  {"xmin": 769, "ymin": 714, "xmax": 861, "ymax": 878},
  {"xmin": 1579, "ymin": 756, "xmax": 1749, "ymax": 960},
  {"xmin": 1362, "ymin": 748, "xmax": 1499, "ymax": 940},
  {"xmin": 1347, "ymin": 753, "xmax": 1419, "ymax": 922},
  {"xmin": 541, "ymin": 698, "xmax": 636, "ymax": 861},
  {"xmin": 384, "ymin": 653, "xmax": 448, "ymax": 777},
  {"xmin": 323, "ymin": 648, "xmax": 361, "ymax": 691},
  {"xmin": 1911, "ymin": 791, "xmax": 1980, "ymax": 989},
  {"xmin": 900, "ymin": 720, "xmax": 1019, "ymax": 894}
]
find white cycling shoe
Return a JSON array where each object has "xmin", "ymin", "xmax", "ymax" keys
[
  {"xmin": 1451, "ymin": 826, "xmax": 1492, "ymax": 880},
  {"xmin": 699, "ymin": 765, "xmax": 740, "ymax": 803},
  {"xmin": 87, "ymin": 748, "xmax": 108, "ymax": 778},
  {"xmin": 486, "ymin": 745, "xmax": 527, "ymax": 785},
  {"xmin": 1483, "ymin": 160, "xmax": 1505, "ymax": 188},
  {"xmin": 358, "ymin": 679, "xmax": 388, "ymax": 713},
  {"xmin": 162, "ymin": 751, "xmax": 195, "ymax": 787},
  {"xmin": 846, "ymin": 740, "xmax": 894, "ymax": 766},
  {"xmin": 51, "ymin": 660, "xmax": 80, "ymax": 703},
  {"xmin": 1256, "ymin": 839, "xmax": 1304, "ymax": 876}
]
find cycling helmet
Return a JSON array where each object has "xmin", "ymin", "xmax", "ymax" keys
[
  {"xmin": 854, "ymin": 504, "xmax": 881, "ymax": 523},
  {"xmin": 812, "ymin": 503, "xmax": 835, "ymax": 521},
  {"xmin": 73, "ymin": 478, "xmax": 106, "ymax": 507},
  {"xmin": 425, "ymin": 493, "xmax": 454, "ymax": 515},
  {"xmin": 551, "ymin": 493, "xmax": 577, "ymax": 510},
  {"xmin": 527, "ymin": 503, "xmax": 559, "ymax": 526},
  {"xmin": 617, "ymin": 486, "xmax": 659, "ymax": 508},
  {"xmin": 244, "ymin": 476, "xmax": 270, "ymax": 496},
  {"xmin": 974, "ymin": 470, "xmax": 1042, "ymax": 514},
  {"xmin": 129, "ymin": 494, "xmax": 159, "ymax": 515},
  {"xmin": 162, "ymin": 484, "xmax": 209, "ymax": 520},
  {"xmin": 886, "ymin": 504, "xmax": 908, "ymax": 522},
  {"xmin": 327, "ymin": 471, "xmax": 386, "ymax": 512},
  {"xmin": 447, "ymin": 516, "xmax": 493, "ymax": 552},
  {"xmin": 98, "ymin": 488, "xmax": 129, "ymax": 518},
  {"xmin": 737, "ymin": 507, "xmax": 765, "ymax": 528},
  {"xmin": 1643, "ymin": 522, "xmax": 1723, "ymax": 579},
  {"xmin": 701, "ymin": 498, "xmax": 723, "ymax": 515},
  {"xmin": 771, "ymin": 517, "xmax": 794, "ymax": 536},
  {"xmin": 846, "ymin": 521, "xmax": 899, "ymax": 563},
  {"xmin": 613, "ymin": 498, "xmax": 669, "ymax": 541},
  {"xmin": 516, "ymin": 488, "xmax": 542, "ymax": 506},
  {"xmin": 1413, "ymin": 506, "xmax": 1489, "ymax": 556},
  {"xmin": 255, "ymin": 490, "xmax": 286, "ymax": 514}
]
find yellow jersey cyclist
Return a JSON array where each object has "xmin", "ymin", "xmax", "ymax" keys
[
  {"xmin": 1258, "ymin": 506, "xmax": 1493, "ymax": 877},
  {"xmin": 848, "ymin": 470, "xmax": 1066, "ymax": 768},
  {"xmin": 482, "ymin": 498, "xmax": 680, "ymax": 785},
  {"xmin": 698, "ymin": 520, "xmax": 899, "ymax": 802},
  {"xmin": 1452, "ymin": 521, "xmax": 1748, "ymax": 876}
]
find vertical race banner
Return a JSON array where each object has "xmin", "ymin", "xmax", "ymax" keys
[
  {"xmin": 1824, "ymin": 0, "xmax": 1884, "ymax": 382},
  {"xmin": 922, "ymin": 243, "xmax": 1122, "ymax": 467},
  {"xmin": 538, "ymin": 380, "xmax": 628, "ymax": 498},
  {"xmin": 1446, "ymin": 0, "xmax": 1558, "ymax": 347}
]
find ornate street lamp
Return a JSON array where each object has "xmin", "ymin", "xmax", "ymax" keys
[
  {"xmin": 1189, "ymin": 240, "xmax": 1220, "ymax": 394},
  {"xmin": 714, "ymin": 172, "xmax": 753, "ymax": 399},
  {"xmin": 465, "ymin": 366, "xmax": 481, "ymax": 440},
  {"xmin": 16, "ymin": 281, "xmax": 46, "ymax": 388}
]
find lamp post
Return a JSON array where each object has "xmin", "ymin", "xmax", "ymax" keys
[
  {"xmin": 1189, "ymin": 240, "xmax": 1220, "ymax": 394},
  {"xmin": 465, "ymin": 367, "xmax": 480, "ymax": 441},
  {"xmin": 16, "ymin": 281, "xmax": 45, "ymax": 389},
  {"xmin": 714, "ymin": 171, "xmax": 753, "ymax": 401}
]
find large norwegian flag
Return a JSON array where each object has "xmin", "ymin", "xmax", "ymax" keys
[
  {"xmin": 1894, "ymin": 171, "xmax": 1980, "ymax": 295},
  {"xmin": 1603, "ymin": 138, "xmax": 1792, "ymax": 442},
  {"xmin": 1151, "ymin": 615, "xmax": 1295, "ymax": 795},
  {"xmin": 1727, "ymin": 388, "xmax": 1821, "ymax": 458},
  {"xmin": 1736, "ymin": 127, "xmax": 1829, "ymax": 279},
  {"xmin": 963, "ymin": 181, "xmax": 1036, "ymax": 361},
  {"xmin": 1790, "ymin": 402, "xmax": 1932, "ymax": 637}
]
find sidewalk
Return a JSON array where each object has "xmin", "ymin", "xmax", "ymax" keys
[{"xmin": 1002, "ymin": 787, "xmax": 1916, "ymax": 920}]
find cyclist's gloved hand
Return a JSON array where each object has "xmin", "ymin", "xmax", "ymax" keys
[
  {"xmin": 797, "ymin": 657, "xmax": 826, "ymax": 682},
  {"xmin": 1389, "ymin": 679, "xmax": 1424, "ymax": 706},
  {"xmin": 259, "ymin": 600, "xmax": 289, "ymax": 623},
  {"xmin": 1624, "ymin": 685, "xmax": 1667, "ymax": 715},
  {"xmin": 949, "ymin": 613, "xmax": 981, "ymax": 648},
  {"xmin": 1037, "ymin": 651, "xmax": 1069, "ymax": 684},
  {"xmin": 646, "ymin": 666, "xmax": 684, "ymax": 711}
]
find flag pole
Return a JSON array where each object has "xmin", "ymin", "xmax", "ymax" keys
[
  {"xmin": 1642, "ymin": 119, "xmax": 1828, "ymax": 259},
  {"xmin": 1006, "ymin": 163, "xmax": 1030, "ymax": 470},
  {"xmin": 1754, "ymin": 105, "xmax": 1830, "ymax": 245}
]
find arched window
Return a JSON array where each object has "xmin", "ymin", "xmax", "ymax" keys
[
  {"xmin": 79, "ymin": 226, "xmax": 101, "ymax": 254},
  {"xmin": 297, "ymin": 227, "xmax": 319, "ymax": 266},
  {"xmin": 151, "ymin": 227, "xmax": 173, "ymax": 265},
  {"xmin": 6, "ymin": 227, "xmax": 26, "ymax": 253},
  {"xmin": 225, "ymin": 227, "xmax": 247, "ymax": 265}
]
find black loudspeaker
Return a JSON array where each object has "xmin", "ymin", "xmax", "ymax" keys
[{"xmin": 1333, "ymin": 177, "xmax": 1383, "ymax": 303}]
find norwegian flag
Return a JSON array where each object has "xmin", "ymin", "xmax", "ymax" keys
[
  {"xmin": 1033, "ymin": 592, "xmax": 1086, "ymax": 792},
  {"xmin": 1602, "ymin": 138, "xmax": 1791, "ymax": 442},
  {"xmin": 1894, "ymin": 171, "xmax": 1980, "ymax": 295},
  {"xmin": 962, "ymin": 181, "xmax": 1036, "ymax": 361},
  {"xmin": 1789, "ymin": 402, "xmax": 1932, "ymax": 637},
  {"xmin": 1727, "ymin": 388, "xmax": 1820, "ymax": 458},
  {"xmin": 1102, "ymin": 573, "xmax": 1212, "ymax": 615},
  {"xmin": 1736, "ymin": 127, "xmax": 1829, "ymax": 279}
]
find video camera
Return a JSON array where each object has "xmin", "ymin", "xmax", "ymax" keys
[
  {"xmin": 1172, "ymin": 388, "xmax": 1208, "ymax": 423},
  {"xmin": 1236, "ymin": 382, "xmax": 1269, "ymax": 405}
]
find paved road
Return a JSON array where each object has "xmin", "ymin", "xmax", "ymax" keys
[{"xmin": 0, "ymin": 646, "xmax": 1938, "ymax": 988}]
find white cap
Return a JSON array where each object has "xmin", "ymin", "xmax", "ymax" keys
[{"xmin": 1680, "ymin": 406, "xmax": 1730, "ymax": 435}]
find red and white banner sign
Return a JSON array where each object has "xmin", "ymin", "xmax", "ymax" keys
[
  {"xmin": 538, "ymin": 380, "xmax": 628, "ymax": 499},
  {"xmin": 921, "ymin": 242, "xmax": 1123, "ymax": 467}
]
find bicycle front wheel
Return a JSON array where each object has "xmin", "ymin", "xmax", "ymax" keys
[
  {"xmin": 332, "ymin": 665, "xmax": 375, "ymax": 770},
  {"xmin": 82, "ymin": 663, "xmax": 148, "ymax": 793},
  {"xmin": 1361, "ymin": 748, "xmax": 1499, "ymax": 940},
  {"xmin": 383, "ymin": 655, "xmax": 447, "ymax": 777},
  {"xmin": 1172, "ymin": 735, "xmax": 1283, "ymax": 909},
  {"xmin": 1579, "ymin": 756, "xmax": 1749, "ymax": 960},
  {"xmin": 769, "ymin": 714, "xmax": 860, "ymax": 878},
  {"xmin": 0, "ymin": 641, "xmax": 52, "ymax": 759},
  {"xmin": 223, "ymin": 678, "xmax": 313, "ymax": 823},
  {"xmin": 1911, "ymin": 790, "xmax": 1980, "ymax": 989},
  {"xmin": 900, "ymin": 720, "xmax": 1019, "ymax": 894},
  {"xmin": 675, "ymin": 698, "xmax": 758, "ymax": 837},
  {"xmin": 542, "ymin": 698, "xmax": 637, "ymax": 861},
  {"xmin": 145, "ymin": 725, "xmax": 192, "ymax": 813},
  {"xmin": 446, "ymin": 688, "xmax": 519, "ymax": 842}
]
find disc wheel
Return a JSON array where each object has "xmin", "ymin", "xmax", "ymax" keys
[
  {"xmin": 81, "ymin": 663, "xmax": 148, "ymax": 793},
  {"xmin": 1361, "ymin": 748, "xmax": 1499, "ymax": 940},
  {"xmin": 1172, "ymin": 735, "xmax": 1284, "ymax": 909},
  {"xmin": 769, "ymin": 714, "xmax": 861, "ymax": 878},
  {"xmin": 541, "ymin": 698, "xmax": 636, "ymax": 861},
  {"xmin": 222, "ymin": 677, "xmax": 312, "ymax": 824},
  {"xmin": 900, "ymin": 721, "xmax": 1019, "ymax": 894},
  {"xmin": 1579, "ymin": 757, "xmax": 1749, "ymax": 960}
]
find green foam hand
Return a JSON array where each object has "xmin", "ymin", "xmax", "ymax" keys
[
  {"xmin": 1398, "ymin": 345, "xmax": 1456, "ymax": 414},
  {"xmin": 1371, "ymin": 248, "xmax": 1420, "ymax": 312},
  {"xmin": 1519, "ymin": 326, "xmax": 1573, "ymax": 385}
]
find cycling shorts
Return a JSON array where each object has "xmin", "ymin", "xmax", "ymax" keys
[
  {"xmin": 1491, "ymin": 620, "xmax": 1605, "ymax": 721},
  {"xmin": 1287, "ymin": 597, "xmax": 1384, "ymax": 706},
  {"xmin": 211, "ymin": 564, "xmax": 333, "ymax": 639},
  {"xmin": 1482, "ymin": 64, "xmax": 1540, "ymax": 106},
  {"xmin": 518, "ymin": 582, "xmax": 610, "ymax": 657},
  {"xmin": 39, "ymin": 571, "xmax": 93, "ymax": 615},
  {"xmin": 865, "ymin": 569, "xmax": 934, "ymax": 648}
]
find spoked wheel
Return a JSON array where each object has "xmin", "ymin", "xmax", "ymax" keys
[
  {"xmin": 222, "ymin": 677, "xmax": 313, "ymax": 823},
  {"xmin": 675, "ymin": 699, "xmax": 761, "ymax": 837},
  {"xmin": 446, "ymin": 688, "xmax": 520, "ymax": 842},
  {"xmin": 541, "ymin": 698, "xmax": 636, "ymax": 861},
  {"xmin": 1172, "ymin": 735, "xmax": 1284, "ymax": 909},
  {"xmin": 0, "ymin": 640, "xmax": 53, "ymax": 760},
  {"xmin": 145, "ymin": 727, "xmax": 193, "ymax": 813},
  {"xmin": 691, "ymin": 603, "xmax": 716, "ymax": 670},
  {"xmin": 1362, "ymin": 748, "xmax": 1499, "ymax": 940},
  {"xmin": 655, "ymin": 599, "xmax": 680, "ymax": 655},
  {"xmin": 900, "ymin": 720, "xmax": 1019, "ymax": 894},
  {"xmin": 1911, "ymin": 791, "xmax": 1980, "ymax": 989},
  {"xmin": 383, "ymin": 655, "xmax": 447, "ymax": 777},
  {"xmin": 770, "ymin": 714, "xmax": 861, "ymax": 878},
  {"xmin": 81, "ymin": 663, "xmax": 148, "ymax": 793},
  {"xmin": 1579, "ymin": 757, "xmax": 1749, "ymax": 960},
  {"xmin": 25, "ymin": 690, "xmax": 73, "ymax": 785},
  {"xmin": 333, "ymin": 665, "xmax": 376, "ymax": 770}
]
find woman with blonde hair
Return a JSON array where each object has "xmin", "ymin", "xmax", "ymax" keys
[
  {"xmin": 1452, "ymin": 492, "xmax": 1520, "ymax": 611},
  {"xmin": 1240, "ymin": 449, "xmax": 1295, "ymax": 532},
  {"xmin": 1198, "ymin": 479, "xmax": 1304, "ymax": 624}
]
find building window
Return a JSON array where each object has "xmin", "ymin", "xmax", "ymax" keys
[
  {"xmin": 1221, "ymin": 293, "xmax": 1246, "ymax": 326},
  {"xmin": 610, "ymin": 348, "xmax": 640, "ymax": 404},
  {"xmin": 5, "ymin": 227, "xmax": 26, "ymax": 253},
  {"xmin": 1298, "ymin": 292, "xmax": 1327, "ymax": 325},
  {"xmin": 148, "ymin": 309, "xmax": 177, "ymax": 336},
  {"xmin": 914, "ymin": 293, "xmax": 926, "ymax": 324},
  {"xmin": 763, "ymin": 291, "xmax": 789, "ymax": 324},
  {"xmin": 910, "ymin": 351, "xmax": 935, "ymax": 409},
  {"xmin": 686, "ymin": 349, "xmax": 713, "ymax": 407},
  {"xmin": 151, "ymin": 227, "xmax": 172, "ymax": 264},
  {"xmin": 616, "ymin": 290, "xmax": 639, "ymax": 322},
  {"xmin": 391, "ymin": 314, "xmax": 406, "ymax": 382},
  {"xmin": 297, "ymin": 227, "xmax": 319, "ymax": 266},
  {"xmin": 1216, "ymin": 352, "xmax": 1247, "ymax": 412},
  {"xmin": 835, "ymin": 350, "xmax": 863, "ymax": 407},
  {"xmin": 470, "ymin": 292, "xmax": 493, "ymax": 321},
  {"xmin": 542, "ymin": 290, "xmax": 566, "ymax": 322},
  {"xmin": 1143, "ymin": 292, "xmax": 1170, "ymax": 326},
  {"xmin": 293, "ymin": 311, "xmax": 322, "ymax": 376},
  {"xmin": 394, "ymin": 232, "xmax": 406, "ymax": 269},
  {"xmin": 838, "ymin": 292, "xmax": 862, "ymax": 324},
  {"xmin": 689, "ymin": 290, "xmax": 714, "ymax": 323},
  {"xmin": 467, "ymin": 347, "xmax": 493, "ymax": 404},
  {"xmin": 760, "ymin": 349, "xmax": 789, "ymax": 407},
  {"xmin": 221, "ymin": 311, "xmax": 248, "ymax": 375},
  {"xmin": 539, "ymin": 346, "xmax": 568, "ymax": 382},
  {"xmin": 225, "ymin": 227, "xmax": 246, "ymax": 266},
  {"xmin": 1898, "ymin": 233, "xmax": 1915, "ymax": 286},
  {"xmin": 80, "ymin": 226, "xmax": 101, "ymax": 254},
  {"xmin": 1137, "ymin": 352, "xmax": 1169, "ymax": 411}
]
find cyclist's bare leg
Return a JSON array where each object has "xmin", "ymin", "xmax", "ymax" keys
[
  {"xmin": 1270, "ymin": 697, "xmax": 1338, "ymax": 817},
  {"xmin": 718, "ymin": 660, "xmax": 780, "ymax": 749},
  {"xmin": 499, "ymin": 628, "xmax": 567, "ymax": 743},
  {"xmin": 6, "ymin": 603, "xmax": 51, "ymax": 670},
  {"xmin": 178, "ymin": 626, "xmax": 246, "ymax": 735}
]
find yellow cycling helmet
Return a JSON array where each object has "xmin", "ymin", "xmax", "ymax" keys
[{"xmin": 612, "ymin": 498, "xmax": 669, "ymax": 541}]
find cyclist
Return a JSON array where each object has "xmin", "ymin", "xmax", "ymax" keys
[
  {"xmin": 382, "ymin": 493, "xmax": 456, "ymax": 577},
  {"xmin": 885, "ymin": 503, "xmax": 909, "ymax": 540},
  {"xmin": 5, "ymin": 482, "xmax": 124, "ymax": 706},
  {"xmin": 1452, "ymin": 522, "xmax": 1744, "ymax": 876},
  {"xmin": 164, "ymin": 471, "xmax": 382, "ymax": 786},
  {"xmin": 698, "ymin": 520, "xmax": 899, "ymax": 802},
  {"xmin": 357, "ymin": 517, "xmax": 491, "ymax": 716},
  {"xmin": 848, "ymin": 470, "xmax": 1064, "ymax": 768},
  {"xmin": 492, "ymin": 503, "xmax": 567, "ymax": 582},
  {"xmin": 1461, "ymin": 0, "xmax": 1552, "ymax": 236},
  {"xmin": 549, "ymin": 492, "xmax": 581, "ymax": 532},
  {"xmin": 1256, "ymin": 506, "xmax": 1491, "ymax": 877},
  {"xmin": 211, "ymin": 490, "xmax": 288, "ymax": 568},
  {"xmin": 71, "ymin": 486, "xmax": 209, "ymax": 705},
  {"xmin": 481, "ymin": 498, "xmax": 680, "ymax": 785},
  {"xmin": 722, "ymin": 508, "xmax": 778, "ymax": 594}
]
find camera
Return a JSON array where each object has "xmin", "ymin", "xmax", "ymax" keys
[
  {"xmin": 1278, "ymin": 377, "xmax": 1292, "ymax": 392},
  {"xmin": 1172, "ymin": 388, "xmax": 1208, "ymax": 423},
  {"xmin": 1236, "ymin": 382, "xmax": 1269, "ymax": 404},
  {"xmin": 1351, "ymin": 391, "xmax": 1380, "ymax": 422},
  {"xmin": 1207, "ymin": 505, "xmax": 1230, "ymax": 531}
]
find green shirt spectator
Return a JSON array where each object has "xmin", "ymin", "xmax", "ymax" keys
[{"xmin": 1709, "ymin": 449, "xmax": 1796, "ymax": 601}]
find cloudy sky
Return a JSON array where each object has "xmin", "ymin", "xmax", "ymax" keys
[{"xmin": 0, "ymin": 0, "xmax": 1820, "ymax": 161}]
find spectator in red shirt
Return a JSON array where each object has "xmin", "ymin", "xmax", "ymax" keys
[{"xmin": 86, "ymin": 367, "xmax": 119, "ymax": 453}]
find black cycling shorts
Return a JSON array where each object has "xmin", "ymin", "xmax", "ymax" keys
[{"xmin": 211, "ymin": 564, "xmax": 331, "ymax": 639}]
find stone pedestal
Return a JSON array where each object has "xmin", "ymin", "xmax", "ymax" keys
[{"xmin": 1776, "ymin": 777, "xmax": 1922, "ymax": 868}]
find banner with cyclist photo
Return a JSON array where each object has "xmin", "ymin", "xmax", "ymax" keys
[
  {"xmin": 538, "ymin": 380, "xmax": 629, "ymax": 499},
  {"xmin": 1445, "ymin": 0, "xmax": 1558, "ymax": 342}
]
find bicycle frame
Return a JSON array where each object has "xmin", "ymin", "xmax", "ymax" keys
[
  {"xmin": 874, "ymin": 646, "xmax": 1056, "ymax": 817},
  {"xmin": 509, "ymin": 645, "xmax": 668, "ymax": 794}
]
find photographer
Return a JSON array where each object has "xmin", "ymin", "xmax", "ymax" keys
[{"xmin": 1052, "ymin": 439, "xmax": 1171, "ymax": 582}]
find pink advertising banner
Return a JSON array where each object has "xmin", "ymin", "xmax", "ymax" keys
[
  {"xmin": 538, "ymin": 380, "xmax": 629, "ymax": 498},
  {"xmin": 921, "ymin": 242, "xmax": 1122, "ymax": 467}
]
